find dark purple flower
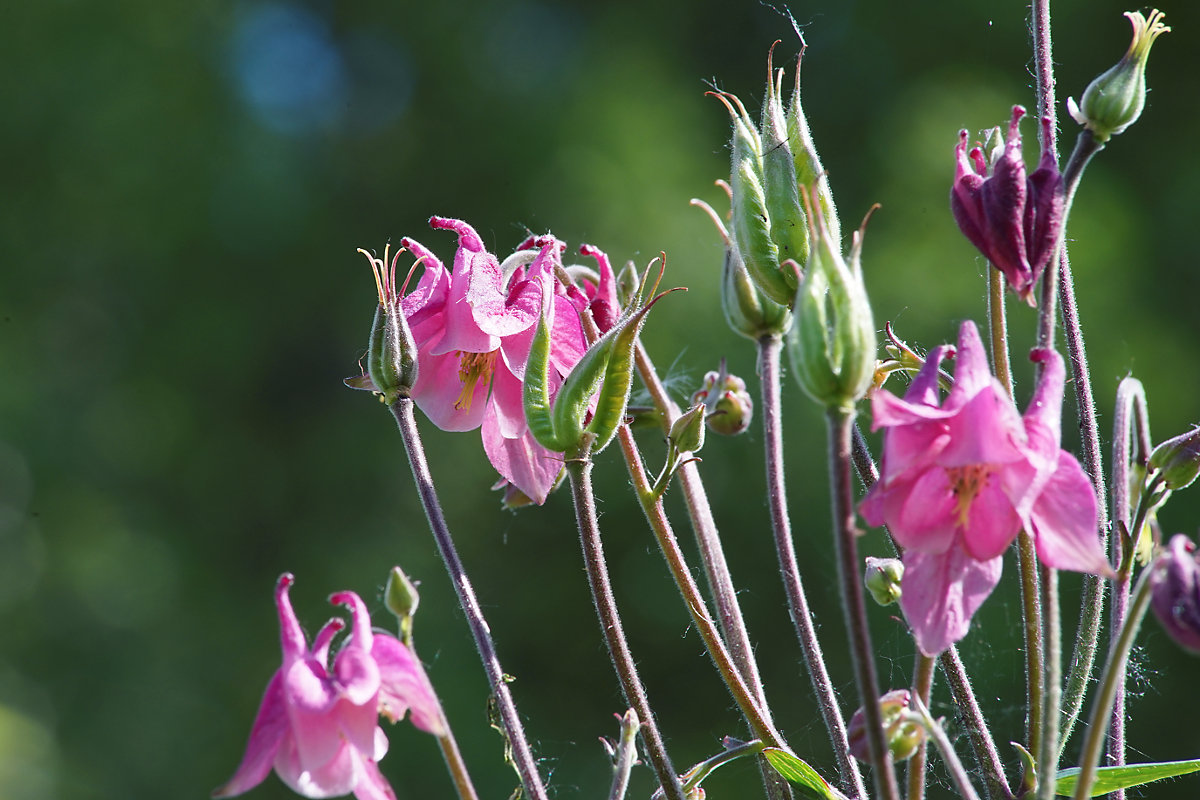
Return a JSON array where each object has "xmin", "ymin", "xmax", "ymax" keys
[
  {"xmin": 950, "ymin": 106, "xmax": 1064, "ymax": 305},
  {"xmin": 1150, "ymin": 535, "xmax": 1200, "ymax": 654}
]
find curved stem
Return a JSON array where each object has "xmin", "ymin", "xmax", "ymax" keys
[
  {"xmin": 828, "ymin": 407, "xmax": 901, "ymax": 800},
  {"xmin": 565, "ymin": 450, "xmax": 686, "ymax": 800},
  {"xmin": 390, "ymin": 399, "xmax": 549, "ymax": 800},
  {"xmin": 761, "ymin": 336, "xmax": 866, "ymax": 799},
  {"xmin": 1071, "ymin": 569, "xmax": 1155, "ymax": 800},
  {"xmin": 632, "ymin": 343, "xmax": 772, "ymax": 715},
  {"xmin": 906, "ymin": 654, "xmax": 935, "ymax": 800},
  {"xmin": 615, "ymin": 424, "xmax": 784, "ymax": 748}
]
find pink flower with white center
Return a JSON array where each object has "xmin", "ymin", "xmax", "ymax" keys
[
  {"xmin": 401, "ymin": 217, "xmax": 588, "ymax": 505},
  {"xmin": 214, "ymin": 575, "xmax": 444, "ymax": 800},
  {"xmin": 860, "ymin": 321, "xmax": 1110, "ymax": 655}
]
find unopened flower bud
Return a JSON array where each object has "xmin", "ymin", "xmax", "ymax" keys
[
  {"xmin": 1150, "ymin": 534, "xmax": 1200, "ymax": 654},
  {"xmin": 669, "ymin": 404, "xmax": 707, "ymax": 455},
  {"xmin": 865, "ymin": 557, "xmax": 904, "ymax": 606},
  {"xmin": 847, "ymin": 689, "xmax": 926, "ymax": 763},
  {"xmin": 1149, "ymin": 426, "xmax": 1200, "ymax": 490},
  {"xmin": 788, "ymin": 193, "xmax": 877, "ymax": 411},
  {"xmin": 1068, "ymin": 10, "xmax": 1170, "ymax": 143},
  {"xmin": 385, "ymin": 565, "xmax": 420, "ymax": 642},
  {"xmin": 692, "ymin": 367, "xmax": 754, "ymax": 436}
]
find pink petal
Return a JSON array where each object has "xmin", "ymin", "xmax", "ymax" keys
[
  {"xmin": 371, "ymin": 634, "xmax": 447, "ymax": 736},
  {"xmin": 959, "ymin": 474, "xmax": 1022, "ymax": 560},
  {"xmin": 938, "ymin": 384, "xmax": 1026, "ymax": 467},
  {"xmin": 275, "ymin": 738, "xmax": 358, "ymax": 799},
  {"xmin": 275, "ymin": 574, "xmax": 309, "ymax": 664},
  {"xmin": 481, "ymin": 422, "xmax": 563, "ymax": 505},
  {"xmin": 470, "ymin": 242, "xmax": 555, "ymax": 338},
  {"xmin": 1022, "ymin": 348, "xmax": 1066, "ymax": 466},
  {"xmin": 311, "ymin": 619, "xmax": 345, "ymax": 669},
  {"xmin": 334, "ymin": 694, "xmax": 382, "ymax": 759},
  {"xmin": 946, "ymin": 321, "xmax": 991, "ymax": 407},
  {"xmin": 900, "ymin": 544, "xmax": 1004, "ymax": 656},
  {"xmin": 212, "ymin": 671, "xmax": 289, "ymax": 798},
  {"xmin": 332, "ymin": 647, "xmax": 382, "ymax": 708},
  {"xmin": 1029, "ymin": 451, "xmax": 1110, "ymax": 575},
  {"xmin": 410, "ymin": 349, "xmax": 489, "ymax": 433},
  {"xmin": 874, "ymin": 411, "xmax": 951, "ymax": 482},
  {"xmin": 902, "ymin": 343, "xmax": 954, "ymax": 408},
  {"xmin": 329, "ymin": 591, "xmax": 375, "ymax": 654},
  {"xmin": 868, "ymin": 466, "xmax": 960, "ymax": 554},
  {"xmin": 486, "ymin": 361, "xmax": 527, "ymax": 440},
  {"xmin": 352, "ymin": 755, "xmax": 399, "ymax": 800},
  {"xmin": 284, "ymin": 661, "xmax": 342, "ymax": 768}
]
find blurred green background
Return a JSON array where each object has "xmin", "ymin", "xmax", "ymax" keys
[{"xmin": 4, "ymin": 1, "xmax": 1199, "ymax": 798}]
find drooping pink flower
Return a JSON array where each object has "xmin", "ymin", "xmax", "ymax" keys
[
  {"xmin": 950, "ymin": 106, "xmax": 1064, "ymax": 305},
  {"xmin": 214, "ymin": 575, "xmax": 444, "ymax": 800},
  {"xmin": 860, "ymin": 321, "xmax": 1109, "ymax": 655},
  {"xmin": 400, "ymin": 217, "xmax": 588, "ymax": 504}
]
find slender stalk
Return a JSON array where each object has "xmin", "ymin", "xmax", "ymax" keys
[
  {"xmin": 565, "ymin": 449, "xmax": 686, "ymax": 800},
  {"xmin": 911, "ymin": 696, "xmax": 983, "ymax": 800},
  {"xmin": 632, "ymin": 343, "xmax": 772, "ymax": 716},
  {"xmin": 906, "ymin": 654, "xmax": 935, "ymax": 800},
  {"xmin": 938, "ymin": 649, "xmax": 1013, "ymax": 800},
  {"xmin": 986, "ymin": 267, "xmax": 1013, "ymax": 395},
  {"xmin": 437, "ymin": 731, "xmax": 481, "ymax": 800},
  {"xmin": 1038, "ymin": 565, "xmax": 1061, "ymax": 800},
  {"xmin": 985, "ymin": 248, "xmax": 1045, "ymax": 772},
  {"xmin": 615, "ymin": 424, "xmax": 784, "ymax": 747},
  {"xmin": 390, "ymin": 399, "xmax": 549, "ymax": 800},
  {"xmin": 850, "ymin": 418, "xmax": 1011, "ymax": 800},
  {"xmin": 608, "ymin": 709, "xmax": 641, "ymax": 800},
  {"xmin": 1096, "ymin": 378, "xmax": 1150, "ymax": 795},
  {"xmin": 1071, "ymin": 569, "xmax": 1155, "ymax": 800},
  {"xmin": 760, "ymin": 336, "xmax": 866, "ymax": 799},
  {"xmin": 828, "ymin": 407, "xmax": 901, "ymax": 800},
  {"xmin": 615, "ymin": 423, "xmax": 796, "ymax": 800}
]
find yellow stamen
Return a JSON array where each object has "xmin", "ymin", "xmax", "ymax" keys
[
  {"xmin": 455, "ymin": 350, "xmax": 498, "ymax": 411},
  {"xmin": 946, "ymin": 465, "xmax": 992, "ymax": 527}
]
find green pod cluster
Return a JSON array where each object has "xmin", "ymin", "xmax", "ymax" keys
[
  {"xmin": 524, "ymin": 272, "xmax": 672, "ymax": 457},
  {"xmin": 721, "ymin": 245, "xmax": 791, "ymax": 341}
]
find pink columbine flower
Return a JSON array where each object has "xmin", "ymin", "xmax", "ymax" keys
[
  {"xmin": 950, "ymin": 106, "xmax": 1064, "ymax": 305},
  {"xmin": 860, "ymin": 321, "xmax": 1110, "ymax": 655},
  {"xmin": 214, "ymin": 575, "xmax": 444, "ymax": 800},
  {"xmin": 401, "ymin": 217, "xmax": 588, "ymax": 504}
]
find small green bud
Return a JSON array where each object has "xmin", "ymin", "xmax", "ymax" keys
[
  {"xmin": 787, "ymin": 194, "xmax": 877, "ymax": 411},
  {"xmin": 669, "ymin": 403, "xmax": 707, "ymax": 455},
  {"xmin": 692, "ymin": 365, "xmax": 754, "ymax": 437},
  {"xmin": 346, "ymin": 246, "xmax": 419, "ymax": 405},
  {"xmin": 847, "ymin": 689, "xmax": 927, "ymax": 763},
  {"xmin": 864, "ymin": 557, "xmax": 904, "ymax": 606},
  {"xmin": 1149, "ymin": 426, "xmax": 1200, "ymax": 490},
  {"xmin": 1067, "ymin": 10, "xmax": 1170, "ymax": 143},
  {"xmin": 385, "ymin": 565, "xmax": 420, "ymax": 643}
]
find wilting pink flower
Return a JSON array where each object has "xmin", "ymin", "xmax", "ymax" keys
[
  {"xmin": 950, "ymin": 106, "xmax": 1064, "ymax": 305},
  {"xmin": 1150, "ymin": 534, "xmax": 1200, "ymax": 654},
  {"xmin": 214, "ymin": 575, "xmax": 444, "ymax": 800},
  {"xmin": 401, "ymin": 217, "xmax": 588, "ymax": 504},
  {"xmin": 861, "ymin": 321, "xmax": 1109, "ymax": 655}
]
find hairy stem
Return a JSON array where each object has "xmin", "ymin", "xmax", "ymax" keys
[
  {"xmin": 390, "ymin": 399, "xmax": 549, "ymax": 800},
  {"xmin": 1071, "ymin": 570, "xmax": 1154, "ymax": 800},
  {"xmin": 761, "ymin": 336, "xmax": 865, "ymax": 798},
  {"xmin": 828, "ymin": 407, "xmax": 901, "ymax": 800},
  {"xmin": 565, "ymin": 450, "xmax": 685, "ymax": 800},
  {"xmin": 906, "ymin": 654, "xmax": 935, "ymax": 800}
]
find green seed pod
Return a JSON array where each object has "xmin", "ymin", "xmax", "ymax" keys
[{"xmin": 1067, "ymin": 10, "xmax": 1170, "ymax": 143}]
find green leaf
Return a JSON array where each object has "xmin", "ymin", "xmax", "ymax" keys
[
  {"xmin": 762, "ymin": 748, "xmax": 838, "ymax": 800},
  {"xmin": 1055, "ymin": 759, "xmax": 1200, "ymax": 796}
]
